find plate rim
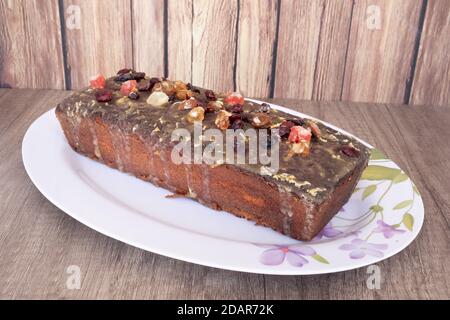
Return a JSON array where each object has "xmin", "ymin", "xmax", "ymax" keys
[{"xmin": 21, "ymin": 103, "xmax": 425, "ymax": 275}]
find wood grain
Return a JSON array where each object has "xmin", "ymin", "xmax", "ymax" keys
[
  {"xmin": 0, "ymin": 0, "xmax": 65, "ymax": 89},
  {"xmin": 235, "ymin": 0, "xmax": 278, "ymax": 97},
  {"xmin": 131, "ymin": 0, "xmax": 165, "ymax": 77},
  {"xmin": 312, "ymin": 0, "xmax": 353, "ymax": 101},
  {"xmin": 1, "ymin": 88, "xmax": 449, "ymax": 299},
  {"xmin": 167, "ymin": 0, "xmax": 193, "ymax": 82},
  {"xmin": 410, "ymin": 0, "xmax": 450, "ymax": 106},
  {"xmin": 274, "ymin": 0, "xmax": 324, "ymax": 99},
  {"xmin": 341, "ymin": 0, "xmax": 423, "ymax": 104},
  {"xmin": 63, "ymin": 0, "xmax": 133, "ymax": 89},
  {"xmin": 192, "ymin": 0, "xmax": 238, "ymax": 91}
]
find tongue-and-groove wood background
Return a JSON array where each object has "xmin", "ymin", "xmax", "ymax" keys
[{"xmin": 0, "ymin": 0, "xmax": 449, "ymax": 106}]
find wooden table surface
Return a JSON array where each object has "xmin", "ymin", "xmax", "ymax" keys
[{"xmin": 0, "ymin": 88, "xmax": 449, "ymax": 300}]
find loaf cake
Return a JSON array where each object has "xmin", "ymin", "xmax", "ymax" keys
[{"xmin": 55, "ymin": 70, "xmax": 370, "ymax": 241}]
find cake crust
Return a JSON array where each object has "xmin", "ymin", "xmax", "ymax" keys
[{"xmin": 55, "ymin": 72, "xmax": 370, "ymax": 241}]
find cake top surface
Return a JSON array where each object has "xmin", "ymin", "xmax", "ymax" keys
[{"xmin": 57, "ymin": 70, "xmax": 371, "ymax": 204}]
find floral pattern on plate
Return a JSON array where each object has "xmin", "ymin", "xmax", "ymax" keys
[{"xmin": 257, "ymin": 149, "xmax": 422, "ymax": 267}]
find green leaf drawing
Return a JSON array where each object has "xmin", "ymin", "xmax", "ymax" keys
[
  {"xmin": 353, "ymin": 187, "xmax": 362, "ymax": 194},
  {"xmin": 312, "ymin": 254, "xmax": 329, "ymax": 264},
  {"xmin": 413, "ymin": 185, "xmax": 421, "ymax": 196},
  {"xmin": 361, "ymin": 165, "xmax": 402, "ymax": 181},
  {"xmin": 392, "ymin": 223, "xmax": 401, "ymax": 228},
  {"xmin": 370, "ymin": 149, "xmax": 388, "ymax": 160},
  {"xmin": 370, "ymin": 204, "xmax": 383, "ymax": 213},
  {"xmin": 393, "ymin": 200, "xmax": 413, "ymax": 210},
  {"xmin": 362, "ymin": 185, "xmax": 377, "ymax": 199},
  {"xmin": 402, "ymin": 213, "xmax": 414, "ymax": 231},
  {"xmin": 392, "ymin": 172, "xmax": 408, "ymax": 184}
]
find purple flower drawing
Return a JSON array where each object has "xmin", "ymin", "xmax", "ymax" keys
[
  {"xmin": 313, "ymin": 222, "xmax": 343, "ymax": 240},
  {"xmin": 259, "ymin": 244, "xmax": 316, "ymax": 267},
  {"xmin": 339, "ymin": 238, "xmax": 388, "ymax": 259},
  {"xmin": 373, "ymin": 220, "xmax": 406, "ymax": 239}
]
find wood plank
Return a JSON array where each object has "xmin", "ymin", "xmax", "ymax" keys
[
  {"xmin": 312, "ymin": 0, "xmax": 353, "ymax": 101},
  {"xmin": 341, "ymin": 0, "xmax": 422, "ymax": 104},
  {"xmin": 235, "ymin": 0, "xmax": 278, "ymax": 98},
  {"xmin": 167, "ymin": 0, "xmax": 193, "ymax": 82},
  {"xmin": 132, "ymin": 0, "xmax": 165, "ymax": 77},
  {"xmin": 0, "ymin": 0, "xmax": 65, "ymax": 89},
  {"xmin": 411, "ymin": 0, "xmax": 450, "ymax": 106},
  {"xmin": 262, "ymin": 99, "xmax": 450, "ymax": 299},
  {"xmin": 273, "ymin": 0, "xmax": 325, "ymax": 99},
  {"xmin": 63, "ymin": 0, "xmax": 133, "ymax": 89},
  {"xmin": 1, "ymin": 89, "xmax": 450, "ymax": 298},
  {"xmin": 192, "ymin": 0, "xmax": 238, "ymax": 91}
]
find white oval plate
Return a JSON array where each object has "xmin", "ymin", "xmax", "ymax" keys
[{"xmin": 22, "ymin": 101, "xmax": 424, "ymax": 275}]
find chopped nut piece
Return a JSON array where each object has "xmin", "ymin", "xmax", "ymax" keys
[
  {"xmin": 308, "ymin": 121, "xmax": 321, "ymax": 138},
  {"xmin": 215, "ymin": 110, "xmax": 232, "ymax": 130},
  {"xmin": 205, "ymin": 100, "xmax": 223, "ymax": 112},
  {"xmin": 174, "ymin": 80, "xmax": 188, "ymax": 91},
  {"xmin": 146, "ymin": 91, "xmax": 169, "ymax": 107},
  {"xmin": 175, "ymin": 89, "xmax": 193, "ymax": 100},
  {"xmin": 251, "ymin": 113, "xmax": 271, "ymax": 128},
  {"xmin": 187, "ymin": 107, "xmax": 205, "ymax": 123},
  {"xmin": 178, "ymin": 98, "xmax": 198, "ymax": 110}
]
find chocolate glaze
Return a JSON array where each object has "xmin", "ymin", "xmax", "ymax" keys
[{"xmin": 56, "ymin": 77, "xmax": 370, "ymax": 206}]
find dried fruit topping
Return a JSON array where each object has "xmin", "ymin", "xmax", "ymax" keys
[
  {"xmin": 251, "ymin": 113, "xmax": 271, "ymax": 129},
  {"xmin": 231, "ymin": 119, "xmax": 244, "ymax": 130},
  {"xmin": 137, "ymin": 79, "xmax": 151, "ymax": 91},
  {"xmin": 174, "ymin": 80, "xmax": 188, "ymax": 91},
  {"xmin": 204, "ymin": 89, "xmax": 216, "ymax": 101},
  {"xmin": 146, "ymin": 91, "xmax": 169, "ymax": 107},
  {"xmin": 186, "ymin": 107, "xmax": 205, "ymax": 123},
  {"xmin": 288, "ymin": 126, "xmax": 312, "ymax": 144},
  {"xmin": 159, "ymin": 81, "xmax": 176, "ymax": 96},
  {"xmin": 89, "ymin": 74, "xmax": 106, "ymax": 89},
  {"xmin": 175, "ymin": 89, "xmax": 193, "ymax": 100},
  {"xmin": 308, "ymin": 121, "xmax": 321, "ymax": 138},
  {"xmin": 341, "ymin": 145, "xmax": 360, "ymax": 158},
  {"xmin": 178, "ymin": 98, "xmax": 198, "ymax": 110},
  {"xmin": 229, "ymin": 104, "xmax": 243, "ymax": 114},
  {"xmin": 279, "ymin": 120, "xmax": 295, "ymax": 138},
  {"xmin": 115, "ymin": 70, "xmax": 146, "ymax": 82},
  {"xmin": 224, "ymin": 92, "xmax": 244, "ymax": 106},
  {"xmin": 215, "ymin": 110, "xmax": 232, "ymax": 130},
  {"xmin": 205, "ymin": 100, "xmax": 223, "ymax": 113},
  {"xmin": 120, "ymin": 80, "xmax": 138, "ymax": 96},
  {"xmin": 229, "ymin": 113, "xmax": 242, "ymax": 123},
  {"xmin": 117, "ymin": 68, "xmax": 133, "ymax": 75},
  {"xmin": 290, "ymin": 117, "xmax": 305, "ymax": 126},
  {"xmin": 128, "ymin": 91, "xmax": 139, "ymax": 100},
  {"xmin": 257, "ymin": 102, "xmax": 271, "ymax": 113},
  {"xmin": 289, "ymin": 141, "xmax": 310, "ymax": 156},
  {"xmin": 95, "ymin": 89, "xmax": 113, "ymax": 102}
]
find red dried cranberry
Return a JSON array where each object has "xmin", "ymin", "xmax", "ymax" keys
[
  {"xmin": 204, "ymin": 89, "xmax": 216, "ymax": 101},
  {"xmin": 117, "ymin": 68, "xmax": 133, "ymax": 75},
  {"xmin": 229, "ymin": 104, "xmax": 243, "ymax": 114},
  {"xmin": 95, "ymin": 90, "xmax": 113, "ymax": 102},
  {"xmin": 229, "ymin": 113, "xmax": 242, "ymax": 123},
  {"xmin": 257, "ymin": 103, "xmax": 271, "ymax": 113},
  {"xmin": 279, "ymin": 120, "xmax": 295, "ymax": 138},
  {"xmin": 290, "ymin": 117, "xmax": 305, "ymax": 126},
  {"xmin": 341, "ymin": 145, "xmax": 360, "ymax": 158},
  {"xmin": 128, "ymin": 91, "xmax": 139, "ymax": 100},
  {"xmin": 231, "ymin": 119, "xmax": 244, "ymax": 130}
]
